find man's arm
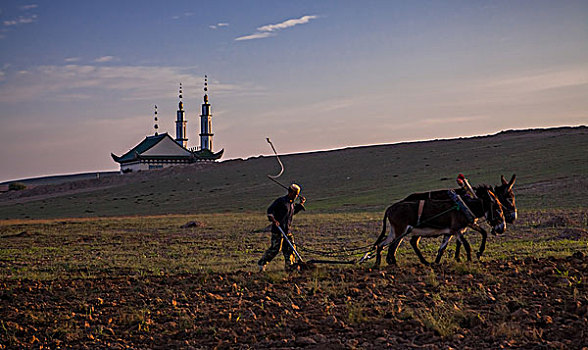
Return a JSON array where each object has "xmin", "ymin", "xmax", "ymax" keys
[
  {"xmin": 267, "ymin": 213, "xmax": 279, "ymax": 227},
  {"xmin": 294, "ymin": 196, "xmax": 306, "ymax": 215},
  {"xmin": 267, "ymin": 197, "xmax": 282, "ymax": 226}
]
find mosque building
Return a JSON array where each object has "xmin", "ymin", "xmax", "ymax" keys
[{"xmin": 111, "ymin": 76, "xmax": 224, "ymax": 173}]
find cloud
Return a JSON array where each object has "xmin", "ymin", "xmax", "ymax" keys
[
  {"xmin": 173, "ymin": 12, "xmax": 195, "ymax": 20},
  {"xmin": 235, "ymin": 15, "xmax": 318, "ymax": 41},
  {"xmin": 420, "ymin": 115, "xmax": 487, "ymax": 126},
  {"xmin": 257, "ymin": 15, "xmax": 317, "ymax": 32},
  {"xmin": 483, "ymin": 68, "xmax": 588, "ymax": 93},
  {"xmin": 64, "ymin": 57, "xmax": 80, "ymax": 63},
  {"xmin": 94, "ymin": 56, "xmax": 115, "ymax": 63},
  {"xmin": 209, "ymin": 22, "xmax": 229, "ymax": 29},
  {"xmin": 3, "ymin": 14, "xmax": 38, "ymax": 26},
  {"xmin": 21, "ymin": 4, "xmax": 38, "ymax": 10},
  {"xmin": 235, "ymin": 32, "xmax": 274, "ymax": 41},
  {"xmin": 0, "ymin": 64, "xmax": 254, "ymax": 104}
]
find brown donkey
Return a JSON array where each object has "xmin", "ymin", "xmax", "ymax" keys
[
  {"xmin": 373, "ymin": 186, "xmax": 505, "ymax": 267},
  {"xmin": 402, "ymin": 174, "xmax": 516, "ymax": 260}
]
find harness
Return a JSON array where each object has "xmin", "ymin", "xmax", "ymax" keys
[{"xmin": 447, "ymin": 189, "xmax": 475, "ymax": 223}]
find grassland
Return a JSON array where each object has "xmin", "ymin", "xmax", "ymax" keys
[
  {"xmin": 0, "ymin": 126, "xmax": 586, "ymax": 348},
  {"xmin": 0, "ymin": 126, "xmax": 586, "ymax": 219},
  {"xmin": 0, "ymin": 209, "xmax": 586, "ymax": 348}
]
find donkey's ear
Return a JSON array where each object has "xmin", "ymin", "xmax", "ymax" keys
[
  {"xmin": 501, "ymin": 175, "xmax": 508, "ymax": 185},
  {"xmin": 508, "ymin": 174, "xmax": 516, "ymax": 190}
]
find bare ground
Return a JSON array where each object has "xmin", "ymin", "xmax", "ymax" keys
[{"xmin": 1, "ymin": 253, "xmax": 586, "ymax": 349}]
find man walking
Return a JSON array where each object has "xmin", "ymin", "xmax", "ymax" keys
[{"xmin": 258, "ymin": 184, "xmax": 306, "ymax": 272}]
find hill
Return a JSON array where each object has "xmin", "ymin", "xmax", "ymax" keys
[
  {"xmin": 0, "ymin": 171, "xmax": 119, "ymax": 187},
  {"xmin": 0, "ymin": 126, "xmax": 586, "ymax": 220}
]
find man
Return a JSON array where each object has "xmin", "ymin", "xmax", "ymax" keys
[
  {"xmin": 258, "ymin": 184, "xmax": 306, "ymax": 272},
  {"xmin": 456, "ymin": 173, "xmax": 477, "ymax": 198}
]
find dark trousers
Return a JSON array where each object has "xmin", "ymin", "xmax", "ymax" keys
[{"xmin": 258, "ymin": 229, "xmax": 296, "ymax": 271}]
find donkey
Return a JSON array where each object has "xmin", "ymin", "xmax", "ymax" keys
[
  {"xmin": 452, "ymin": 174, "xmax": 517, "ymax": 259},
  {"xmin": 493, "ymin": 174, "xmax": 517, "ymax": 223},
  {"xmin": 403, "ymin": 174, "xmax": 517, "ymax": 260},
  {"xmin": 373, "ymin": 186, "xmax": 505, "ymax": 267}
]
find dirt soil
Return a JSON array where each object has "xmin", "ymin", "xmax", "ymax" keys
[{"xmin": 1, "ymin": 253, "xmax": 586, "ymax": 349}]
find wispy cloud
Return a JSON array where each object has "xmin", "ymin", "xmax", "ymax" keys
[
  {"xmin": 483, "ymin": 68, "xmax": 588, "ymax": 93},
  {"xmin": 172, "ymin": 12, "xmax": 195, "ymax": 20},
  {"xmin": 64, "ymin": 57, "xmax": 80, "ymax": 63},
  {"xmin": 94, "ymin": 56, "xmax": 116, "ymax": 63},
  {"xmin": 20, "ymin": 4, "xmax": 38, "ymax": 10},
  {"xmin": 3, "ymin": 14, "xmax": 38, "ymax": 26},
  {"xmin": 258, "ymin": 15, "xmax": 317, "ymax": 32},
  {"xmin": 209, "ymin": 22, "xmax": 229, "ymax": 29},
  {"xmin": 420, "ymin": 115, "xmax": 487, "ymax": 126},
  {"xmin": 0, "ymin": 64, "xmax": 253, "ymax": 104},
  {"xmin": 235, "ymin": 15, "xmax": 318, "ymax": 41},
  {"xmin": 235, "ymin": 32, "xmax": 274, "ymax": 41}
]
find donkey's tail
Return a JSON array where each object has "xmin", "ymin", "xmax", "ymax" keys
[{"xmin": 373, "ymin": 207, "xmax": 390, "ymax": 247}]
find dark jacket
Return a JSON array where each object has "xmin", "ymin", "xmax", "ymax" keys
[{"xmin": 267, "ymin": 195, "xmax": 305, "ymax": 233}]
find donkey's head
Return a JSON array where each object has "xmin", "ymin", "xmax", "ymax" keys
[
  {"xmin": 475, "ymin": 186, "xmax": 506, "ymax": 235},
  {"xmin": 493, "ymin": 174, "xmax": 517, "ymax": 223}
]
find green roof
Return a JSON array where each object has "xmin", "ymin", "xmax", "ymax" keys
[
  {"xmin": 112, "ymin": 133, "xmax": 188, "ymax": 163},
  {"xmin": 194, "ymin": 148, "xmax": 224, "ymax": 160},
  {"xmin": 112, "ymin": 133, "xmax": 224, "ymax": 164}
]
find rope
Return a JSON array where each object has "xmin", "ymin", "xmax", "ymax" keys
[{"xmin": 299, "ymin": 244, "xmax": 373, "ymax": 258}]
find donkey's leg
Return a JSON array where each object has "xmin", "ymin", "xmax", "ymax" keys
[
  {"xmin": 385, "ymin": 225, "xmax": 411, "ymax": 266},
  {"xmin": 374, "ymin": 211, "xmax": 391, "ymax": 268},
  {"xmin": 386, "ymin": 237, "xmax": 404, "ymax": 265},
  {"xmin": 469, "ymin": 223, "xmax": 488, "ymax": 259},
  {"xmin": 434, "ymin": 235, "xmax": 453, "ymax": 264},
  {"xmin": 375, "ymin": 245, "xmax": 383, "ymax": 268},
  {"xmin": 410, "ymin": 236, "xmax": 429, "ymax": 266},
  {"xmin": 455, "ymin": 239, "xmax": 462, "ymax": 262},
  {"xmin": 457, "ymin": 234, "xmax": 472, "ymax": 261}
]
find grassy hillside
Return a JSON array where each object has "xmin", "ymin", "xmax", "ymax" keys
[
  {"xmin": 0, "ymin": 171, "xmax": 119, "ymax": 186},
  {"xmin": 0, "ymin": 126, "xmax": 586, "ymax": 219}
]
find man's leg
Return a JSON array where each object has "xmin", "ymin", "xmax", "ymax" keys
[
  {"xmin": 282, "ymin": 232, "xmax": 297, "ymax": 271},
  {"xmin": 258, "ymin": 231, "xmax": 283, "ymax": 269}
]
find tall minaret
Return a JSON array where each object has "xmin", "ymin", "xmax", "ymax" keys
[
  {"xmin": 175, "ymin": 83, "xmax": 188, "ymax": 147},
  {"xmin": 153, "ymin": 105, "xmax": 159, "ymax": 136},
  {"xmin": 199, "ymin": 75, "xmax": 214, "ymax": 151}
]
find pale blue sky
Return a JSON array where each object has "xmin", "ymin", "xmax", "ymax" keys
[{"xmin": 1, "ymin": 1, "xmax": 587, "ymax": 182}]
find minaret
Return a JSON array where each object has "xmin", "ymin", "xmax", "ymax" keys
[
  {"xmin": 175, "ymin": 83, "xmax": 188, "ymax": 147},
  {"xmin": 199, "ymin": 75, "xmax": 214, "ymax": 151},
  {"xmin": 153, "ymin": 105, "xmax": 159, "ymax": 136}
]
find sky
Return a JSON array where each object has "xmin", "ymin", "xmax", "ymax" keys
[{"xmin": 0, "ymin": 0, "xmax": 587, "ymax": 182}]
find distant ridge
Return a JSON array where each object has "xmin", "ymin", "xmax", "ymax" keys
[
  {"xmin": 3, "ymin": 125, "xmax": 585, "ymax": 185},
  {"xmin": 1, "ymin": 125, "xmax": 586, "ymax": 219},
  {"xmin": 1, "ymin": 171, "xmax": 119, "ymax": 186}
]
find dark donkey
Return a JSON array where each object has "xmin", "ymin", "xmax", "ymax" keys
[
  {"xmin": 403, "ymin": 174, "xmax": 517, "ymax": 260},
  {"xmin": 493, "ymin": 174, "xmax": 517, "ymax": 223},
  {"xmin": 373, "ymin": 186, "xmax": 505, "ymax": 267}
]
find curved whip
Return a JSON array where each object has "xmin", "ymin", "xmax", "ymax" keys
[
  {"xmin": 266, "ymin": 138, "xmax": 284, "ymax": 179},
  {"xmin": 266, "ymin": 138, "xmax": 288, "ymax": 190}
]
